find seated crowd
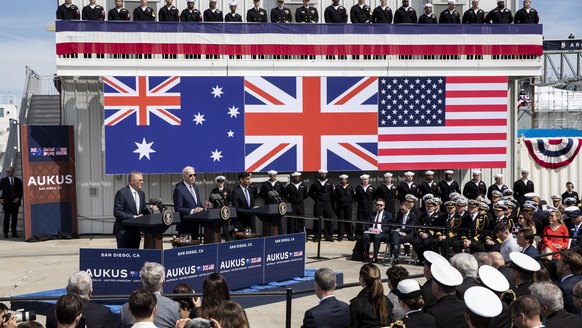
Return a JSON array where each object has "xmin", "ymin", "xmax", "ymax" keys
[{"xmin": 57, "ymin": 0, "xmax": 539, "ymax": 25}]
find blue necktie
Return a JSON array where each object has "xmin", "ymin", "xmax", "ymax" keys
[{"xmin": 244, "ymin": 188, "xmax": 251, "ymax": 207}]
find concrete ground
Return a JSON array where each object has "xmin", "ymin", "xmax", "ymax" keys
[{"xmin": 0, "ymin": 235, "xmax": 425, "ymax": 327}]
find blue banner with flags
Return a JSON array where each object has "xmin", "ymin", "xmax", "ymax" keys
[
  {"xmin": 163, "ymin": 243, "xmax": 218, "ymax": 293},
  {"xmin": 264, "ymin": 233, "xmax": 306, "ymax": 283}
]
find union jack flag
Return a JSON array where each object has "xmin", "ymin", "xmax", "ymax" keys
[
  {"xmin": 43, "ymin": 148, "xmax": 56, "ymax": 156},
  {"xmin": 104, "ymin": 76, "xmax": 181, "ymax": 126},
  {"xmin": 244, "ymin": 76, "xmax": 378, "ymax": 172}
]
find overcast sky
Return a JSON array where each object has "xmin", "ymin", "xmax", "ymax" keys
[{"xmin": 0, "ymin": 1, "xmax": 580, "ymax": 97}]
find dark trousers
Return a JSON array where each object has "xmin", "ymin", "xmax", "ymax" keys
[
  {"xmin": 412, "ymin": 235, "xmax": 437, "ymax": 262},
  {"xmin": 362, "ymin": 232, "xmax": 390, "ymax": 257},
  {"xmin": 391, "ymin": 231, "xmax": 415, "ymax": 253},
  {"xmin": 355, "ymin": 207, "xmax": 372, "ymax": 236},
  {"xmin": 313, "ymin": 204, "xmax": 333, "ymax": 240},
  {"xmin": 116, "ymin": 237, "xmax": 140, "ymax": 249},
  {"xmin": 287, "ymin": 204, "xmax": 305, "ymax": 234},
  {"xmin": 336, "ymin": 205, "xmax": 354, "ymax": 239},
  {"xmin": 3, "ymin": 204, "xmax": 19, "ymax": 235}
]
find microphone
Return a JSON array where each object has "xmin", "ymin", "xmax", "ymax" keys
[
  {"xmin": 209, "ymin": 193, "xmax": 225, "ymax": 208},
  {"xmin": 268, "ymin": 190, "xmax": 283, "ymax": 203},
  {"xmin": 148, "ymin": 198, "xmax": 166, "ymax": 212}
]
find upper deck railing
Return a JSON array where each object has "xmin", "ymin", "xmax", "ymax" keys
[{"xmin": 56, "ymin": 21, "xmax": 543, "ymax": 77}]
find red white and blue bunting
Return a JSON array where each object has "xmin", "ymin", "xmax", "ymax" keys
[{"xmin": 524, "ymin": 138, "xmax": 582, "ymax": 169}]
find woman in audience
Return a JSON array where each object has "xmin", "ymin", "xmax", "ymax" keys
[
  {"xmin": 350, "ymin": 263, "xmax": 393, "ymax": 328},
  {"xmin": 213, "ymin": 301, "xmax": 249, "ymax": 328},
  {"xmin": 385, "ymin": 266, "xmax": 409, "ymax": 321},
  {"xmin": 199, "ymin": 273, "xmax": 231, "ymax": 320},
  {"xmin": 392, "ymin": 279, "xmax": 436, "ymax": 328},
  {"xmin": 516, "ymin": 214, "xmax": 537, "ymax": 235},
  {"xmin": 173, "ymin": 283, "xmax": 201, "ymax": 319},
  {"xmin": 542, "ymin": 210, "xmax": 569, "ymax": 259}
]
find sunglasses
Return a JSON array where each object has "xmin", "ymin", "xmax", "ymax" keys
[
  {"xmin": 189, "ymin": 174, "xmax": 197, "ymax": 177},
  {"xmin": 376, "ymin": 204, "xmax": 384, "ymax": 207}
]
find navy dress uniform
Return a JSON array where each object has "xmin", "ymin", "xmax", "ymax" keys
[
  {"xmin": 108, "ymin": 6, "xmax": 131, "ymax": 20},
  {"xmin": 392, "ymin": 279, "xmax": 438, "ymax": 328},
  {"xmin": 324, "ymin": 1, "xmax": 348, "ymax": 23},
  {"xmin": 464, "ymin": 287, "xmax": 503, "ymax": 328},
  {"xmin": 424, "ymin": 262, "xmax": 468, "ymax": 328},
  {"xmin": 270, "ymin": 2, "xmax": 293, "ymax": 23},
  {"xmin": 393, "ymin": 1, "xmax": 417, "ymax": 23},
  {"xmin": 509, "ymin": 252, "xmax": 541, "ymax": 298},
  {"xmin": 487, "ymin": 174, "xmax": 508, "ymax": 201},
  {"xmin": 82, "ymin": 3, "xmax": 105, "ymax": 20},
  {"xmin": 371, "ymin": 5, "xmax": 392, "ymax": 23},
  {"xmin": 295, "ymin": 2, "xmax": 319, "ymax": 23},
  {"xmin": 438, "ymin": 1, "xmax": 461, "ymax": 24},
  {"xmin": 397, "ymin": 171, "xmax": 418, "ymax": 202},
  {"xmin": 462, "ymin": 170, "xmax": 487, "ymax": 200},
  {"xmin": 436, "ymin": 170, "xmax": 460, "ymax": 203},
  {"xmin": 334, "ymin": 174, "xmax": 355, "ymax": 241},
  {"xmin": 485, "ymin": 0, "xmax": 513, "ymax": 24},
  {"xmin": 462, "ymin": 4, "xmax": 485, "ymax": 24},
  {"xmin": 210, "ymin": 176, "xmax": 231, "ymax": 240},
  {"xmin": 411, "ymin": 199, "xmax": 443, "ymax": 262},
  {"xmin": 308, "ymin": 169, "xmax": 335, "ymax": 242},
  {"xmin": 350, "ymin": 3, "xmax": 372, "ymax": 23},
  {"xmin": 514, "ymin": 3, "xmax": 539, "ymax": 24},
  {"xmin": 247, "ymin": 1, "xmax": 268, "ymax": 22},
  {"xmin": 355, "ymin": 174, "xmax": 375, "ymax": 236},
  {"xmin": 282, "ymin": 172, "xmax": 308, "ymax": 234},
  {"xmin": 259, "ymin": 170, "xmax": 285, "ymax": 205},
  {"xmin": 204, "ymin": 6, "xmax": 224, "ymax": 21},
  {"xmin": 418, "ymin": 171, "xmax": 439, "ymax": 201},
  {"xmin": 513, "ymin": 168, "xmax": 534, "ymax": 207},
  {"xmin": 57, "ymin": 2, "xmax": 80, "ymax": 20},
  {"xmin": 133, "ymin": 5, "xmax": 156, "ymax": 21},
  {"xmin": 158, "ymin": 4, "xmax": 180, "ymax": 21},
  {"xmin": 374, "ymin": 172, "xmax": 398, "ymax": 217},
  {"xmin": 418, "ymin": 4, "xmax": 437, "ymax": 24}
]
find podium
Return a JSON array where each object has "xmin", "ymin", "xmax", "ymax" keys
[
  {"xmin": 123, "ymin": 212, "xmax": 180, "ymax": 250},
  {"xmin": 237, "ymin": 203, "xmax": 290, "ymax": 236},
  {"xmin": 183, "ymin": 208, "xmax": 236, "ymax": 244}
]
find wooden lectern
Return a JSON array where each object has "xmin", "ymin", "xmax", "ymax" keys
[
  {"xmin": 183, "ymin": 208, "xmax": 236, "ymax": 244},
  {"xmin": 236, "ymin": 203, "xmax": 291, "ymax": 236},
  {"xmin": 123, "ymin": 212, "xmax": 180, "ymax": 250}
]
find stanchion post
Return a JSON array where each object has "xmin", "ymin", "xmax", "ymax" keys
[
  {"xmin": 317, "ymin": 216, "xmax": 323, "ymax": 259},
  {"xmin": 444, "ymin": 223, "xmax": 450, "ymax": 259},
  {"xmin": 285, "ymin": 288, "xmax": 293, "ymax": 328}
]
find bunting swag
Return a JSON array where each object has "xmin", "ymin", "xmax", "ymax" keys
[{"xmin": 524, "ymin": 138, "xmax": 582, "ymax": 169}]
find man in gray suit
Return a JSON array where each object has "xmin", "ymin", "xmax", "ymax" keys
[{"xmin": 120, "ymin": 262, "xmax": 181, "ymax": 328}]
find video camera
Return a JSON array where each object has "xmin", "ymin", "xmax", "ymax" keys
[{"xmin": 3, "ymin": 310, "xmax": 36, "ymax": 323}]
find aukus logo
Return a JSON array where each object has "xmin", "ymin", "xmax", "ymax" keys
[
  {"xmin": 28, "ymin": 175, "xmax": 73, "ymax": 186},
  {"xmin": 86, "ymin": 268, "xmax": 128, "ymax": 278},
  {"xmin": 166, "ymin": 265, "xmax": 197, "ymax": 278},
  {"xmin": 220, "ymin": 258, "xmax": 246, "ymax": 270},
  {"xmin": 266, "ymin": 252, "xmax": 289, "ymax": 262}
]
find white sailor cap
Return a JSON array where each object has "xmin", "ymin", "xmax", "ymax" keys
[
  {"xmin": 497, "ymin": 0, "xmax": 505, "ymax": 2},
  {"xmin": 187, "ymin": 0, "xmax": 195, "ymax": 2},
  {"xmin": 544, "ymin": 205, "xmax": 559, "ymax": 212},
  {"xmin": 449, "ymin": 192, "xmax": 461, "ymax": 199},
  {"xmin": 521, "ymin": 168, "xmax": 529, "ymax": 174},
  {"xmin": 503, "ymin": 189, "xmax": 514, "ymax": 196},
  {"xmin": 384, "ymin": 172, "xmax": 393, "ymax": 178},
  {"xmin": 551, "ymin": 194, "xmax": 562, "ymax": 200},
  {"xmin": 393, "ymin": 279, "xmax": 424, "ymax": 299},
  {"xmin": 471, "ymin": 170, "xmax": 482, "ymax": 175},
  {"xmin": 339, "ymin": 174, "xmax": 349, "ymax": 179},
  {"xmin": 564, "ymin": 197, "xmax": 577, "ymax": 204},
  {"xmin": 504, "ymin": 201, "xmax": 516, "ymax": 209},
  {"xmin": 494, "ymin": 174, "xmax": 503, "ymax": 179},
  {"xmin": 214, "ymin": 175, "xmax": 226, "ymax": 182},
  {"xmin": 524, "ymin": 192, "xmax": 537, "ymax": 199},
  {"xmin": 509, "ymin": 252, "xmax": 540, "ymax": 272},
  {"xmin": 291, "ymin": 171, "xmax": 302, "ymax": 177},
  {"xmin": 424, "ymin": 3, "xmax": 432, "ymax": 7},
  {"xmin": 465, "ymin": 287, "xmax": 503, "ymax": 318},
  {"xmin": 360, "ymin": 174, "xmax": 370, "ymax": 180},
  {"xmin": 444, "ymin": 170, "xmax": 454, "ymax": 174},
  {"xmin": 476, "ymin": 197, "xmax": 489, "ymax": 204},
  {"xmin": 522, "ymin": 203, "xmax": 536, "ymax": 211},
  {"xmin": 229, "ymin": 1, "xmax": 237, "ymax": 5},
  {"xmin": 318, "ymin": 169, "xmax": 328, "ymax": 174},
  {"xmin": 478, "ymin": 265, "xmax": 509, "ymax": 293},
  {"xmin": 456, "ymin": 199, "xmax": 468, "ymax": 207},
  {"xmin": 406, "ymin": 194, "xmax": 418, "ymax": 202},
  {"xmin": 209, "ymin": 0, "xmax": 217, "ymax": 2},
  {"xmin": 404, "ymin": 171, "xmax": 415, "ymax": 177},
  {"xmin": 479, "ymin": 203, "xmax": 490, "ymax": 211},
  {"xmin": 524, "ymin": 200, "xmax": 538, "ymax": 206},
  {"xmin": 425, "ymin": 170, "xmax": 434, "ymax": 175},
  {"xmin": 433, "ymin": 197, "xmax": 442, "ymax": 205},
  {"xmin": 431, "ymin": 262, "xmax": 463, "ymax": 287},
  {"xmin": 422, "ymin": 194, "xmax": 434, "ymax": 201},
  {"xmin": 491, "ymin": 190, "xmax": 503, "ymax": 197},
  {"xmin": 564, "ymin": 205, "xmax": 579, "ymax": 213},
  {"xmin": 267, "ymin": 170, "xmax": 278, "ymax": 175},
  {"xmin": 447, "ymin": 0, "xmax": 456, "ymax": 4},
  {"xmin": 423, "ymin": 250, "xmax": 448, "ymax": 265}
]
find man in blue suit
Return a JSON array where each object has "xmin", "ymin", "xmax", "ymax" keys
[
  {"xmin": 361, "ymin": 199, "xmax": 392, "ymax": 263},
  {"xmin": 557, "ymin": 250, "xmax": 582, "ymax": 314},
  {"xmin": 517, "ymin": 228, "xmax": 538, "ymax": 257},
  {"xmin": 113, "ymin": 171, "xmax": 152, "ymax": 249},
  {"xmin": 302, "ymin": 268, "xmax": 350, "ymax": 328},
  {"xmin": 173, "ymin": 166, "xmax": 205, "ymax": 239},
  {"xmin": 231, "ymin": 172, "xmax": 258, "ymax": 232}
]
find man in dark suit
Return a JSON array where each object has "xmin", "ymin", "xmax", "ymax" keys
[
  {"xmin": 517, "ymin": 228, "xmax": 538, "ymax": 257},
  {"xmin": 301, "ymin": 268, "xmax": 350, "ymax": 328},
  {"xmin": 113, "ymin": 171, "xmax": 152, "ymax": 248},
  {"xmin": 173, "ymin": 166, "xmax": 204, "ymax": 239},
  {"xmin": 557, "ymin": 250, "xmax": 582, "ymax": 314},
  {"xmin": 513, "ymin": 168, "xmax": 534, "ymax": 207},
  {"xmin": 231, "ymin": 172, "xmax": 258, "ymax": 232},
  {"xmin": 530, "ymin": 281, "xmax": 582, "ymax": 326},
  {"xmin": 45, "ymin": 271, "xmax": 119, "ymax": 328},
  {"xmin": 0, "ymin": 167, "xmax": 23, "ymax": 238},
  {"xmin": 390, "ymin": 201, "xmax": 418, "ymax": 264},
  {"xmin": 361, "ymin": 199, "xmax": 392, "ymax": 263},
  {"xmin": 567, "ymin": 210, "xmax": 582, "ymax": 249}
]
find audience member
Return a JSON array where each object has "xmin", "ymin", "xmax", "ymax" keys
[
  {"xmin": 510, "ymin": 252, "xmax": 541, "ymax": 298},
  {"xmin": 46, "ymin": 271, "xmax": 118, "ymax": 328},
  {"xmin": 490, "ymin": 251, "xmax": 513, "ymax": 286},
  {"xmin": 172, "ymin": 283, "xmax": 201, "ymax": 319},
  {"xmin": 573, "ymin": 280, "xmax": 582, "ymax": 315},
  {"xmin": 556, "ymin": 250, "xmax": 582, "ymax": 314},
  {"xmin": 0, "ymin": 303, "xmax": 17, "ymax": 328},
  {"xmin": 16, "ymin": 322, "xmax": 44, "ymax": 328},
  {"xmin": 424, "ymin": 262, "xmax": 467, "ymax": 328},
  {"xmin": 463, "ymin": 286, "xmax": 502, "ymax": 328},
  {"xmin": 129, "ymin": 288, "xmax": 158, "ymax": 328},
  {"xmin": 120, "ymin": 262, "xmax": 181, "ymax": 328},
  {"xmin": 421, "ymin": 251, "xmax": 449, "ymax": 310},
  {"xmin": 385, "ymin": 266, "xmax": 409, "ymax": 321},
  {"xmin": 350, "ymin": 264, "xmax": 393, "ymax": 327},
  {"xmin": 477, "ymin": 265, "xmax": 512, "ymax": 326},
  {"xmin": 517, "ymin": 229, "xmax": 538, "ymax": 257},
  {"xmin": 495, "ymin": 223, "xmax": 520, "ymax": 262},
  {"xmin": 301, "ymin": 268, "xmax": 350, "ymax": 328},
  {"xmin": 199, "ymin": 273, "xmax": 230, "ymax": 320},
  {"xmin": 213, "ymin": 301, "xmax": 249, "ymax": 328},
  {"xmin": 510, "ymin": 296, "xmax": 544, "ymax": 328},
  {"xmin": 530, "ymin": 282, "xmax": 582, "ymax": 326},
  {"xmin": 450, "ymin": 253, "xmax": 479, "ymax": 299},
  {"xmin": 55, "ymin": 294, "xmax": 84, "ymax": 328},
  {"xmin": 472, "ymin": 252, "xmax": 492, "ymax": 267},
  {"xmin": 567, "ymin": 210, "xmax": 582, "ymax": 248},
  {"xmin": 393, "ymin": 279, "xmax": 437, "ymax": 327},
  {"xmin": 542, "ymin": 210, "xmax": 569, "ymax": 259}
]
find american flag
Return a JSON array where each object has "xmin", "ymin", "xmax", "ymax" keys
[
  {"xmin": 56, "ymin": 147, "xmax": 68, "ymax": 156},
  {"xmin": 245, "ymin": 76, "xmax": 378, "ymax": 172},
  {"xmin": 377, "ymin": 76, "xmax": 508, "ymax": 170}
]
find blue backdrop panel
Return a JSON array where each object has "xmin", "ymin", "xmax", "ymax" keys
[
  {"xmin": 163, "ymin": 243, "xmax": 218, "ymax": 294},
  {"xmin": 264, "ymin": 233, "xmax": 306, "ymax": 283},
  {"xmin": 217, "ymin": 238, "xmax": 264, "ymax": 290}
]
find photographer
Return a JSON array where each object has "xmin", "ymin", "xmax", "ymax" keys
[{"xmin": 1, "ymin": 303, "xmax": 17, "ymax": 328}]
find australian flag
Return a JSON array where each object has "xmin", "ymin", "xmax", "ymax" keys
[{"xmin": 104, "ymin": 76, "xmax": 245, "ymax": 174}]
